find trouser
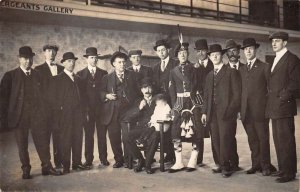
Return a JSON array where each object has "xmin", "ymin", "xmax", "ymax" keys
[
  {"xmin": 272, "ymin": 117, "xmax": 297, "ymax": 176},
  {"xmin": 230, "ymin": 121, "xmax": 239, "ymax": 168},
  {"xmin": 210, "ymin": 108, "xmax": 237, "ymax": 171},
  {"xmin": 243, "ymin": 116, "xmax": 271, "ymax": 170},
  {"xmin": 46, "ymin": 110, "xmax": 61, "ymax": 167},
  {"xmin": 83, "ymin": 110, "xmax": 103, "ymax": 164},
  {"xmin": 59, "ymin": 108, "xmax": 83, "ymax": 169},
  {"xmin": 15, "ymin": 111, "xmax": 51, "ymax": 172},
  {"xmin": 128, "ymin": 128, "xmax": 160, "ymax": 168},
  {"xmin": 99, "ymin": 113, "xmax": 123, "ymax": 163}
]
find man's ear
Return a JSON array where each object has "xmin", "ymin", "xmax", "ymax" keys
[{"xmin": 283, "ymin": 41, "xmax": 288, "ymax": 47}]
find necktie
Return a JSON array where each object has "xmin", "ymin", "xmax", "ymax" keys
[
  {"xmin": 247, "ymin": 62, "xmax": 251, "ymax": 71},
  {"xmin": 71, "ymin": 73, "xmax": 75, "ymax": 81},
  {"xmin": 26, "ymin": 71, "xmax": 30, "ymax": 76},
  {"xmin": 214, "ymin": 68, "xmax": 218, "ymax": 76},
  {"xmin": 118, "ymin": 74, "xmax": 124, "ymax": 82},
  {"xmin": 50, "ymin": 62, "xmax": 56, "ymax": 66},
  {"xmin": 233, "ymin": 64, "xmax": 237, "ymax": 69},
  {"xmin": 91, "ymin": 69, "xmax": 95, "ymax": 78},
  {"xmin": 161, "ymin": 61, "xmax": 165, "ymax": 72},
  {"xmin": 201, "ymin": 61, "xmax": 204, "ymax": 66}
]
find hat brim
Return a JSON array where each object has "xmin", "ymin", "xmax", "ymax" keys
[
  {"xmin": 224, "ymin": 45, "xmax": 241, "ymax": 51},
  {"xmin": 241, "ymin": 43, "xmax": 260, "ymax": 49},
  {"xmin": 61, "ymin": 57, "xmax": 78, "ymax": 63},
  {"xmin": 43, "ymin": 46, "xmax": 59, "ymax": 52},
  {"xmin": 83, "ymin": 54, "xmax": 101, "ymax": 58}
]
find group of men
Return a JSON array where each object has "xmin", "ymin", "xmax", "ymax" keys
[{"xmin": 0, "ymin": 31, "xmax": 299, "ymax": 183}]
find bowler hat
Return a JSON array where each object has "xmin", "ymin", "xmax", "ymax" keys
[
  {"xmin": 174, "ymin": 42, "xmax": 189, "ymax": 57},
  {"xmin": 83, "ymin": 47, "xmax": 100, "ymax": 57},
  {"xmin": 207, "ymin": 44, "xmax": 225, "ymax": 55},
  {"xmin": 269, "ymin": 31, "xmax": 289, "ymax": 41},
  {"xmin": 19, "ymin": 46, "xmax": 35, "ymax": 58},
  {"xmin": 224, "ymin": 39, "xmax": 241, "ymax": 50},
  {"xmin": 128, "ymin": 49, "xmax": 142, "ymax": 57},
  {"xmin": 110, "ymin": 51, "xmax": 128, "ymax": 65},
  {"xmin": 139, "ymin": 77, "xmax": 154, "ymax": 88},
  {"xmin": 61, "ymin": 52, "xmax": 78, "ymax": 63},
  {"xmin": 43, "ymin": 44, "xmax": 59, "ymax": 52},
  {"xmin": 153, "ymin": 39, "xmax": 170, "ymax": 51},
  {"xmin": 241, "ymin": 38, "xmax": 260, "ymax": 49},
  {"xmin": 194, "ymin": 39, "xmax": 208, "ymax": 50}
]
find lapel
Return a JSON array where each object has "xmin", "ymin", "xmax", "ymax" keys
[
  {"xmin": 42, "ymin": 62, "xmax": 52, "ymax": 76},
  {"xmin": 111, "ymin": 71, "xmax": 117, "ymax": 93},
  {"xmin": 82, "ymin": 67, "xmax": 90, "ymax": 79},
  {"xmin": 124, "ymin": 70, "xmax": 129, "ymax": 88},
  {"xmin": 214, "ymin": 65, "xmax": 226, "ymax": 85},
  {"xmin": 271, "ymin": 51, "xmax": 289, "ymax": 75},
  {"xmin": 247, "ymin": 59, "xmax": 260, "ymax": 74}
]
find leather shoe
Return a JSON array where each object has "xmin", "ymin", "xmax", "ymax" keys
[
  {"xmin": 113, "ymin": 161, "xmax": 123, "ymax": 168},
  {"xmin": 276, "ymin": 175, "xmax": 295, "ymax": 183},
  {"xmin": 186, "ymin": 167, "xmax": 196, "ymax": 172},
  {"xmin": 134, "ymin": 158, "xmax": 145, "ymax": 172},
  {"xmin": 72, "ymin": 164, "xmax": 90, "ymax": 171},
  {"xmin": 245, "ymin": 167, "xmax": 258, "ymax": 174},
  {"xmin": 63, "ymin": 168, "xmax": 70, "ymax": 174},
  {"xmin": 100, "ymin": 160, "xmax": 110, "ymax": 166},
  {"xmin": 271, "ymin": 171, "xmax": 284, "ymax": 177},
  {"xmin": 22, "ymin": 172, "xmax": 32, "ymax": 179},
  {"xmin": 55, "ymin": 164, "xmax": 63, "ymax": 169},
  {"xmin": 222, "ymin": 170, "xmax": 233, "ymax": 178},
  {"xmin": 42, "ymin": 167, "xmax": 63, "ymax": 176},
  {"xmin": 145, "ymin": 167, "xmax": 154, "ymax": 174},
  {"xmin": 231, "ymin": 166, "xmax": 242, "ymax": 172},
  {"xmin": 262, "ymin": 169, "xmax": 271, "ymax": 176},
  {"xmin": 168, "ymin": 167, "xmax": 185, "ymax": 173},
  {"xmin": 212, "ymin": 167, "xmax": 222, "ymax": 173},
  {"xmin": 198, "ymin": 163, "xmax": 205, "ymax": 167}
]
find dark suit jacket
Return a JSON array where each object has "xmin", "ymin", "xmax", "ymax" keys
[
  {"xmin": 240, "ymin": 59, "xmax": 269, "ymax": 122},
  {"xmin": 123, "ymin": 97, "xmax": 156, "ymax": 128},
  {"xmin": 202, "ymin": 65, "xmax": 241, "ymax": 122},
  {"xmin": 99, "ymin": 70, "xmax": 139, "ymax": 125},
  {"xmin": 0, "ymin": 67, "xmax": 46, "ymax": 129},
  {"xmin": 49, "ymin": 72, "xmax": 85, "ymax": 127},
  {"xmin": 265, "ymin": 51, "xmax": 300, "ymax": 119},
  {"xmin": 76, "ymin": 67, "xmax": 107, "ymax": 114},
  {"xmin": 35, "ymin": 62, "xmax": 64, "ymax": 110},
  {"xmin": 127, "ymin": 65, "xmax": 153, "ymax": 81},
  {"xmin": 152, "ymin": 57, "xmax": 178, "ymax": 96}
]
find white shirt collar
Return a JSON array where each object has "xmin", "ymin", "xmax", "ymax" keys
[
  {"xmin": 229, "ymin": 61, "xmax": 240, "ymax": 69},
  {"xmin": 132, "ymin": 64, "xmax": 141, "ymax": 71},
  {"xmin": 64, "ymin": 69, "xmax": 74, "ymax": 81},
  {"xmin": 161, "ymin": 56, "xmax": 170, "ymax": 65},
  {"xmin": 247, "ymin": 58, "xmax": 256, "ymax": 68},
  {"xmin": 46, "ymin": 60, "xmax": 56, "ymax": 67},
  {"xmin": 275, "ymin": 47, "xmax": 288, "ymax": 58},
  {"xmin": 87, "ymin": 64, "xmax": 96, "ymax": 73},
  {"xmin": 20, "ymin": 66, "xmax": 31, "ymax": 75},
  {"xmin": 214, "ymin": 63, "xmax": 224, "ymax": 73},
  {"xmin": 198, "ymin": 58, "xmax": 209, "ymax": 67}
]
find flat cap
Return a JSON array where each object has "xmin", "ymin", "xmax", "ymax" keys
[
  {"xmin": 128, "ymin": 49, "xmax": 142, "ymax": 57},
  {"xmin": 43, "ymin": 44, "xmax": 59, "ymax": 52},
  {"xmin": 269, "ymin": 31, "xmax": 289, "ymax": 41}
]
